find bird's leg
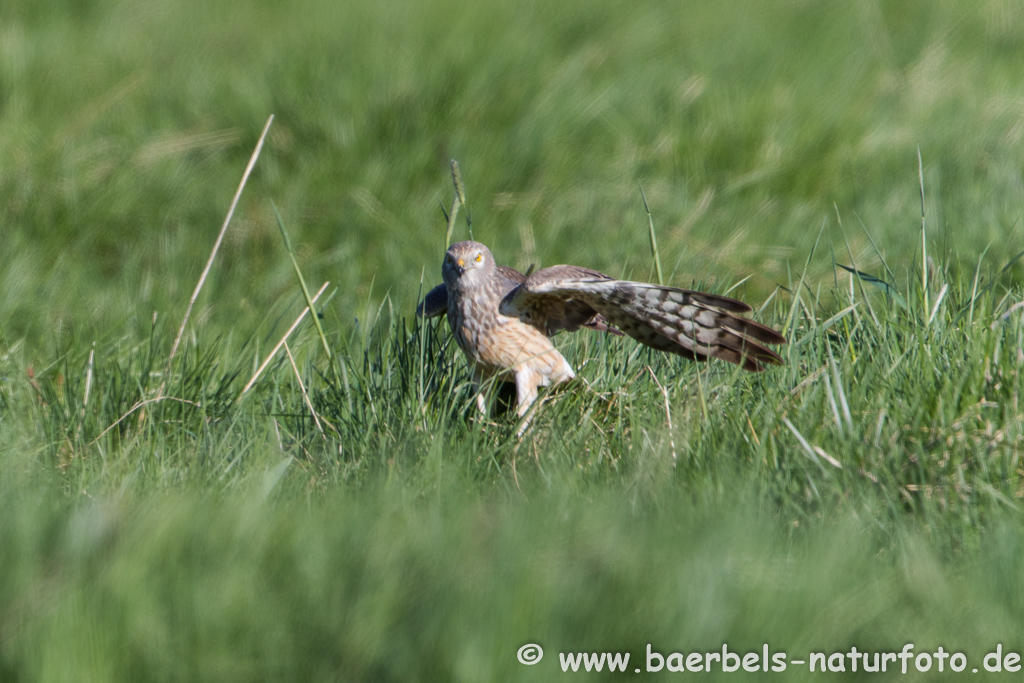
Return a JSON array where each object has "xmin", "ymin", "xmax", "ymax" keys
[
  {"xmin": 514, "ymin": 367, "xmax": 542, "ymax": 417},
  {"xmin": 470, "ymin": 366, "xmax": 489, "ymax": 417},
  {"xmin": 512, "ymin": 368, "xmax": 545, "ymax": 438},
  {"xmin": 475, "ymin": 391, "xmax": 488, "ymax": 416}
]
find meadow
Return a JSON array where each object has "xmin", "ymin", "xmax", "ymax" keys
[{"xmin": 3, "ymin": 0, "xmax": 1024, "ymax": 679}]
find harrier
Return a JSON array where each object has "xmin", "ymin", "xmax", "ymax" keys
[{"xmin": 417, "ymin": 241, "xmax": 785, "ymax": 423}]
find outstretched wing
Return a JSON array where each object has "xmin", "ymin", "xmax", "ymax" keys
[
  {"xmin": 416, "ymin": 283, "xmax": 449, "ymax": 318},
  {"xmin": 499, "ymin": 266, "xmax": 786, "ymax": 371},
  {"xmin": 497, "ymin": 265, "xmax": 627, "ymax": 337}
]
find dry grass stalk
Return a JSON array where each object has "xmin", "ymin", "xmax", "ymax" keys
[
  {"xmin": 163, "ymin": 115, "xmax": 275, "ymax": 390},
  {"xmin": 239, "ymin": 281, "xmax": 330, "ymax": 396},
  {"xmin": 283, "ymin": 340, "xmax": 326, "ymax": 439}
]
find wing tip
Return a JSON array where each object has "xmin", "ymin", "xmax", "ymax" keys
[{"xmin": 417, "ymin": 283, "xmax": 449, "ymax": 318}]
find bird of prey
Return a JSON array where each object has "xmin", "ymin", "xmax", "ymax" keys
[{"xmin": 417, "ymin": 240, "xmax": 785, "ymax": 424}]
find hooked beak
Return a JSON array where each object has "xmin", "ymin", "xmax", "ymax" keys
[{"xmin": 455, "ymin": 257, "xmax": 465, "ymax": 275}]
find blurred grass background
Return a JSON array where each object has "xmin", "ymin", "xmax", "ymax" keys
[
  {"xmin": 4, "ymin": 0, "xmax": 1024, "ymax": 680},
  {"xmin": 4, "ymin": 0, "xmax": 1024, "ymax": 345}
]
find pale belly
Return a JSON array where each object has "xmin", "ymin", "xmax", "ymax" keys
[{"xmin": 452, "ymin": 308, "xmax": 567, "ymax": 382}]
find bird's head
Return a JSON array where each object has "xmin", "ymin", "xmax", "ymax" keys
[{"xmin": 442, "ymin": 241, "xmax": 493, "ymax": 288}]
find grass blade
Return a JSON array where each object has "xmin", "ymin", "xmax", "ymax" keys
[
  {"xmin": 272, "ymin": 203, "xmax": 334, "ymax": 369},
  {"xmin": 639, "ymin": 182, "xmax": 664, "ymax": 286},
  {"xmin": 836, "ymin": 264, "xmax": 908, "ymax": 311}
]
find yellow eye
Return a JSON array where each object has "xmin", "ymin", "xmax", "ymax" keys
[{"xmin": 475, "ymin": 254, "xmax": 482, "ymax": 262}]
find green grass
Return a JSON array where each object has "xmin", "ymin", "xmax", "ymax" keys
[{"xmin": 4, "ymin": 0, "xmax": 1024, "ymax": 680}]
